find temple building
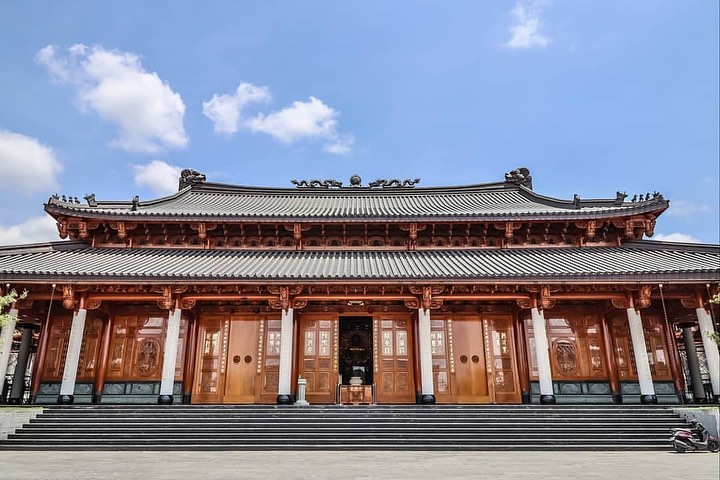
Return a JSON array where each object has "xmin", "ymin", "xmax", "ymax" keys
[{"xmin": 0, "ymin": 168, "xmax": 718, "ymax": 406}]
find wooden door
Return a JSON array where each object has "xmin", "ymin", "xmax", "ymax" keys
[
  {"xmin": 298, "ymin": 317, "xmax": 338, "ymax": 404},
  {"xmin": 483, "ymin": 314, "xmax": 521, "ymax": 403},
  {"xmin": 453, "ymin": 318, "xmax": 491, "ymax": 403},
  {"xmin": 374, "ymin": 317, "xmax": 415, "ymax": 403},
  {"xmin": 192, "ymin": 315, "xmax": 227, "ymax": 404},
  {"xmin": 224, "ymin": 319, "xmax": 259, "ymax": 403},
  {"xmin": 192, "ymin": 315, "xmax": 265, "ymax": 404}
]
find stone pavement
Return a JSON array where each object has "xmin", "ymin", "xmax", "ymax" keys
[{"xmin": 0, "ymin": 451, "xmax": 718, "ymax": 480}]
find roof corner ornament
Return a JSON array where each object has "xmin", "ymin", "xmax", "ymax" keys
[
  {"xmin": 84, "ymin": 193, "xmax": 97, "ymax": 207},
  {"xmin": 572, "ymin": 194, "xmax": 581, "ymax": 208},
  {"xmin": 504, "ymin": 167, "xmax": 533, "ymax": 189},
  {"xmin": 614, "ymin": 191, "xmax": 628, "ymax": 205},
  {"xmin": 291, "ymin": 179, "xmax": 343, "ymax": 188},
  {"xmin": 131, "ymin": 195, "xmax": 140, "ymax": 211},
  {"xmin": 179, "ymin": 169, "xmax": 207, "ymax": 190},
  {"xmin": 630, "ymin": 191, "xmax": 662, "ymax": 203},
  {"xmin": 368, "ymin": 178, "xmax": 421, "ymax": 189}
]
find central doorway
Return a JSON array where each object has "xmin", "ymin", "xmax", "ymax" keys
[{"xmin": 339, "ymin": 317, "xmax": 373, "ymax": 386}]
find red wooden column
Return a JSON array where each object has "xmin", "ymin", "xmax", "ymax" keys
[
  {"xmin": 512, "ymin": 309, "xmax": 531, "ymax": 404},
  {"xmin": 600, "ymin": 312, "xmax": 622, "ymax": 403},
  {"xmin": 182, "ymin": 314, "xmax": 199, "ymax": 404},
  {"xmin": 30, "ymin": 305, "xmax": 52, "ymax": 404},
  {"xmin": 92, "ymin": 313, "xmax": 113, "ymax": 404}
]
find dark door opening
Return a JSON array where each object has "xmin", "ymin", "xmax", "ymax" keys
[{"xmin": 339, "ymin": 317, "xmax": 373, "ymax": 385}]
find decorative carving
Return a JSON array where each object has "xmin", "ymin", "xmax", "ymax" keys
[
  {"xmin": 515, "ymin": 298, "xmax": 532, "ymax": 309},
  {"xmin": 504, "ymin": 167, "xmax": 533, "ymax": 189},
  {"xmin": 635, "ymin": 285, "xmax": 652, "ymax": 309},
  {"xmin": 404, "ymin": 298, "xmax": 420, "ymax": 309},
  {"xmin": 291, "ymin": 179, "xmax": 343, "ymax": 188},
  {"xmin": 62, "ymin": 285, "xmax": 77, "ymax": 310},
  {"xmin": 134, "ymin": 339, "xmax": 160, "ymax": 376},
  {"xmin": 586, "ymin": 220, "xmax": 596, "ymax": 241},
  {"xmin": 624, "ymin": 221, "xmax": 635, "ymax": 239},
  {"xmin": 368, "ymin": 178, "xmax": 420, "ymax": 189},
  {"xmin": 538, "ymin": 285, "xmax": 556, "ymax": 309},
  {"xmin": 614, "ymin": 191, "xmax": 627, "ymax": 205},
  {"xmin": 268, "ymin": 285, "xmax": 303, "ymax": 311},
  {"xmin": 156, "ymin": 286, "xmax": 174, "ymax": 310},
  {"xmin": 407, "ymin": 285, "xmax": 444, "ymax": 311},
  {"xmin": 611, "ymin": 297, "xmax": 630, "ymax": 309},
  {"xmin": 131, "ymin": 195, "xmax": 140, "ymax": 211},
  {"xmin": 572, "ymin": 194, "xmax": 581, "ymax": 208},
  {"xmin": 77, "ymin": 221, "xmax": 89, "ymax": 239},
  {"xmin": 179, "ymin": 298, "xmax": 196, "ymax": 310},
  {"xmin": 292, "ymin": 299, "xmax": 308, "ymax": 310},
  {"xmin": 680, "ymin": 298, "xmax": 699, "ymax": 309},
  {"xmin": 179, "ymin": 169, "xmax": 207, "ymax": 190},
  {"xmin": 84, "ymin": 298, "xmax": 102, "ymax": 310},
  {"xmin": 553, "ymin": 339, "xmax": 578, "ymax": 375},
  {"xmin": 644, "ymin": 217, "xmax": 656, "ymax": 237},
  {"xmin": 189, "ymin": 223, "xmax": 216, "ymax": 240},
  {"xmin": 57, "ymin": 220, "xmax": 68, "ymax": 239}
]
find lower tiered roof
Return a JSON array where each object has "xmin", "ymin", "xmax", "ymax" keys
[{"xmin": 1, "ymin": 240, "xmax": 717, "ymax": 284}]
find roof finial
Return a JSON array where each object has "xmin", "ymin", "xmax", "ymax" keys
[
  {"xmin": 504, "ymin": 167, "xmax": 532, "ymax": 189},
  {"xmin": 179, "ymin": 169, "xmax": 206, "ymax": 190}
]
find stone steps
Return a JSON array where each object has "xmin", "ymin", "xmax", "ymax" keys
[{"xmin": 0, "ymin": 404, "xmax": 686, "ymax": 451}]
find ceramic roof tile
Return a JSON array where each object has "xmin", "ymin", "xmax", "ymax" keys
[
  {"xmin": 0, "ymin": 241, "xmax": 716, "ymax": 283},
  {"xmin": 45, "ymin": 182, "xmax": 668, "ymax": 222}
]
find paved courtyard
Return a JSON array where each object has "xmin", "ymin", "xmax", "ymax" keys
[{"xmin": 0, "ymin": 450, "xmax": 718, "ymax": 480}]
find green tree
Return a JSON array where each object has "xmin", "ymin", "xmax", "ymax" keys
[
  {"xmin": 709, "ymin": 288, "xmax": 720, "ymax": 346},
  {"xmin": 0, "ymin": 289, "xmax": 27, "ymax": 328}
]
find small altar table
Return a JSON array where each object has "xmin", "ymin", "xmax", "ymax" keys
[{"xmin": 339, "ymin": 385, "xmax": 373, "ymax": 404}]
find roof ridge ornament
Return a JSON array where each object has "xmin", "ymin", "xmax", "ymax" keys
[
  {"xmin": 504, "ymin": 167, "xmax": 533, "ymax": 189},
  {"xmin": 179, "ymin": 169, "xmax": 207, "ymax": 190},
  {"xmin": 290, "ymin": 175, "xmax": 421, "ymax": 189},
  {"xmin": 291, "ymin": 179, "xmax": 343, "ymax": 189},
  {"xmin": 368, "ymin": 178, "xmax": 420, "ymax": 189}
]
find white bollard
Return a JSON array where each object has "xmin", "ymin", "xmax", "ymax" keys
[{"xmin": 295, "ymin": 377, "xmax": 309, "ymax": 406}]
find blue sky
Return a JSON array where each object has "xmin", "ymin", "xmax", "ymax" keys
[{"xmin": 0, "ymin": 1, "xmax": 718, "ymax": 244}]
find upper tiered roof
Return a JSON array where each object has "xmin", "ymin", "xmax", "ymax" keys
[{"xmin": 44, "ymin": 168, "xmax": 668, "ymax": 223}]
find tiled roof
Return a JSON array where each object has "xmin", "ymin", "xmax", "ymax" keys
[
  {"xmin": 0, "ymin": 241, "xmax": 716, "ymax": 283},
  {"xmin": 45, "ymin": 181, "xmax": 668, "ymax": 222}
]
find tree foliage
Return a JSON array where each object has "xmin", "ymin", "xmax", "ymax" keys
[
  {"xmin": 709, "ymin": 287, "xmax": 720, "ymax": 347},
  {"xmin": 0, "ymin": 289, "xmax": 27, "ymax": 328}
]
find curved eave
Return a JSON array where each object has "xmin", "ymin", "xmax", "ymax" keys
[
  {"xmin": 44, "ymin": 184, "xmax": 669, "ymax": 223},
  {"xmin": 1, "ymin": 241, "xmax": 716, "ymax": 285}
]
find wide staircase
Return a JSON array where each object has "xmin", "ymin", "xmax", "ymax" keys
[{"xmin": 0, "ymin": 404, "xmax": 685, "ymax": 451}]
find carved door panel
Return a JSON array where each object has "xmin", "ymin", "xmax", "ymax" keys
[
  {"xmin": 192, "ymin": 316, "xmax": 227, "ymax": 404},
  {"xmin": 374, "ymin": 317, "xmax": 415, "ymax": 404},
  {"xmin": 483, "ymin": 315, "xmax": 521, "ymax": 403},
  {"xmin": 224, "ymin": 318, "xmax": 260, "ymax": 403},
  {"xmin": 255, "ymin": 319, "xmax": 281, "ymax": 404},
  {"xmin": 453, "ymin": 318, "xmax": 491, "ymax": 403},
  {"xmin": 299, "ymin": 317, "xmax": 338, "ymax": 404},
  {"xmin": 431, "ymin": 319, "xmax": 454, "ymax": 403}
]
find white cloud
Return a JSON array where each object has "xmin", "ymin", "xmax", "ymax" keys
[
  {"xmin": 0, "ymin": 130, "xmax": 62, "ymax": 193},
  {"xmin": 36, "ymin": 44, "xmax": 188, "ymax": 153},
  {"xmin": 133, "ymin": 160, "xmax": 183, "ymax": 196},
  {"xmin": 203, "ymin": 83, "xmax": 352, "ymax": 154},
  {"xmin": 664, "ymin": 200, "xmax": 711, "ymax": 219},
  {"xmin": 0, "ymin": 216, "xmax": 59, "ymax": 246},
  {"xmin": 505, "ymin": 1, "xmax": 551, "ymax": 49},
  {"xmin": 323, "ymin": 134, "xmax": 355, "ymax": 155},
  {"xmin": 202, "ymin": 83, "xmax": 270, "ymax": 134},
  {"xmin": 651, "ymin": 232, "xmax": 702, "ymax": 243}
]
